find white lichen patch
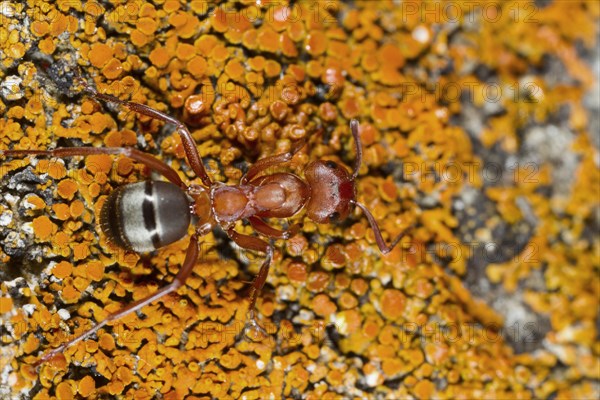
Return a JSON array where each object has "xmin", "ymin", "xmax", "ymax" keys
[
  {"xmin": 0, "ymin": 75, "xmax": 24, "ymax": 101},
  {"xmin": 0, "ymin": 210, "xmax": 13, "ymax": 226},
  {"xmin": 57, "ymin": 308, "xmax": 71, "ymax": 320}
]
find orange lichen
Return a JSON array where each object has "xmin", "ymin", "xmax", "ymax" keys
[
  {"xmin": 32, "ymin": 216, "xmax": 55, "ymax": 240},
  {"xmin": 337, "ymin": 292, "xmax": 358, "ymax": 310},
  {"xmin": 36, "ymin": 159, "xmax": 67, "ymax": 180},
  {"xmin": 312, "ymin": 294, "xmax": 337, "ymax": 317},
  {"xmin": 52, "ymin": 231, "xmax": 71, "ymax": 250},
  {"xmin": 46, "ymin": 381, "xmax": 69, "ymax": 400},
  {"xmin": 102, "ymin": 58, "xmax": 123, "ymax": 80},
  {"xmin": 187, "ymin": 56, "xmax": 208, "ymax": 78},
  {"xmin": 85, "ymin": 154, "xmax": 112, "ymax": 174},
  {"xmin": 322, "ymin": 244, "xmax": 346, "ymax": 270},
  {"xmin": 85, "ymin": 261, "xmax": 105, "ymax": 282},
  {"xmin": 1, "ymin": 1, "xmax": 598, "ymax": 398},
  {"xmin": 77, "ymin": 375, "xmax": 96, "ymax": 397},
  {"xmin": 68, "ymin": 200, "xmax": 85, "ymax": 218},
  {"xmin": 305, "ymin": 31, "xmax": 327, "ymax": 56},
  {"xmin": 0, "ymin": 297, "xmax": 13, "ymax": 314},
  {"xmin": 287, "ymin": 262, "xmax": 307, "ymax": 282},
  {"xmin": 60, "ymin": 284, "xmax": 81, "ymax": 303},
  {"xmin": 306, "ymin": 271, "xmax": 330, "ymax": 292},
  {"xmin": 52, "ymin": 261, "xmax": 73, "ymax": 279},
  {"xmin": 380, "ymin": 289, "xmax": 406, "ymax": 321},
  {"xmin": 56, "ymin": 179, "xmax": 78, "ymax": 200},
  {"xmin": 137, "ymin": 17, "xmax": 158, "ymax": 36},
  {"xmin": 87, "ymin": 182, "xmax": 101, "ymax": 198},
  {"xmin": 257, "ymin": 27, "xmax": 280, "ymax": 53},
  {"xmin": 24, "ymin": 194, "xmax": 45, "ymax": 210},
  {"xmin": 224, "ymin": 59, "xmax": 245, "ymax": 81},
  {"xmin": 264, "ymin": 59, "xmax": 282, "ymax": 78},
  {"xmin": 88, "ymin": 43, "xmax": 114, "ymax": 68},
  {"xmin": 51, "ymin": 203, "xmax": 70, "ymax": 221},
  {"xmin": 412, "ymin": 379, "xmax": 434, "ymax": 399},
  {"xmin": 130, "ymin": 30, "xmax": 149, "ymax": 48},
  {"xmin": 37, "ymin": 37, "xmax": 55, "ymax": 54},
  {"xmin": 149, "ymin": 46, "xmax": 171, "ymax": 69},
  {"xmin": 72, "ymin": 243, "xmax": 90, "ymax": 261}
]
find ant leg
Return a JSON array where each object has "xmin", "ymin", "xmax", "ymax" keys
[
  {"xmin": 83, "ymin": 87, "xmax": 213, "ymax": 187},
  {"xmin": 352, "ymin": 201, "xmax": 404, "ymax": 255},
  {"xmin": 248, "ymin": 216, "xmax": 300, "ymax": 240},
  {"xmin": 2, "ymin": 147, "xmax": 185, "ymax": 189},
  {"xmin": 35, "ymin": 234, "xmax": 199, "ymax": 366},
  {"xmin": 226, "ymin": 228, "xmax": 273, "ymax": 338},
  {"xmin": 241, "ymin": 140, "xmax": 306, "ymax": 184}
]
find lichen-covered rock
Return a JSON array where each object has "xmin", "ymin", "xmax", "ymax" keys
[{"xmin": 0, "ymin": 1, "xmax": 598, "ymax": 399}]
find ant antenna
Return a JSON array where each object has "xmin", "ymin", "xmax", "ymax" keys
[
  {"xmin": 351, "ymin": 201, "xmax": 404, "ymax": 255},
  {"xmin": 349, "ymin": 119, "xmax": 362, "ymax": 180},
  {"xmin": 348, "ymin": 120, "xmax": 405, "ymax": 255}
]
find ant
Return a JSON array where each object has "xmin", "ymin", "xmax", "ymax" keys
[{"xmin": 1, "ymin": 82, "xmax": 404, "ymax": 366}]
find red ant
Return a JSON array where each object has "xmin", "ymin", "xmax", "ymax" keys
[{"xmin": 1, "ymin": 83, "xmax": 404, "ymax": 366}]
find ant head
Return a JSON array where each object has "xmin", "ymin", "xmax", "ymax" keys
[
  {"xmin": 304, "ymin": 120, "xmax": 362, "ymax": 224},
  {"xmin": 305, "ymin": 160, "xmax": 356, "ymax": 223}
]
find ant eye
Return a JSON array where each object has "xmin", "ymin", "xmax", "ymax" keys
[
  {"xmin": 325, "ymin": 160, "xmax": 337, "ymax": 169},
  {"xmin": 328, "ymin": 211, "xmax": 340, "ymax": 222}
]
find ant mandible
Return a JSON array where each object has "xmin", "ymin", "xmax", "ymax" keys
[{"xmin": 1, "ymin": 82, "xmax": 403, "ymax": 366}]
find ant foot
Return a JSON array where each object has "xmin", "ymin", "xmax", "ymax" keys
[{"xmin": 243, "ymin": 309, "xmax": 269, "ymax": 342}]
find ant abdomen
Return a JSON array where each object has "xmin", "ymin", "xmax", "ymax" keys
[{"xmin": 100, "ymin": 181, "xmax": 191, "ymax": 253}]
